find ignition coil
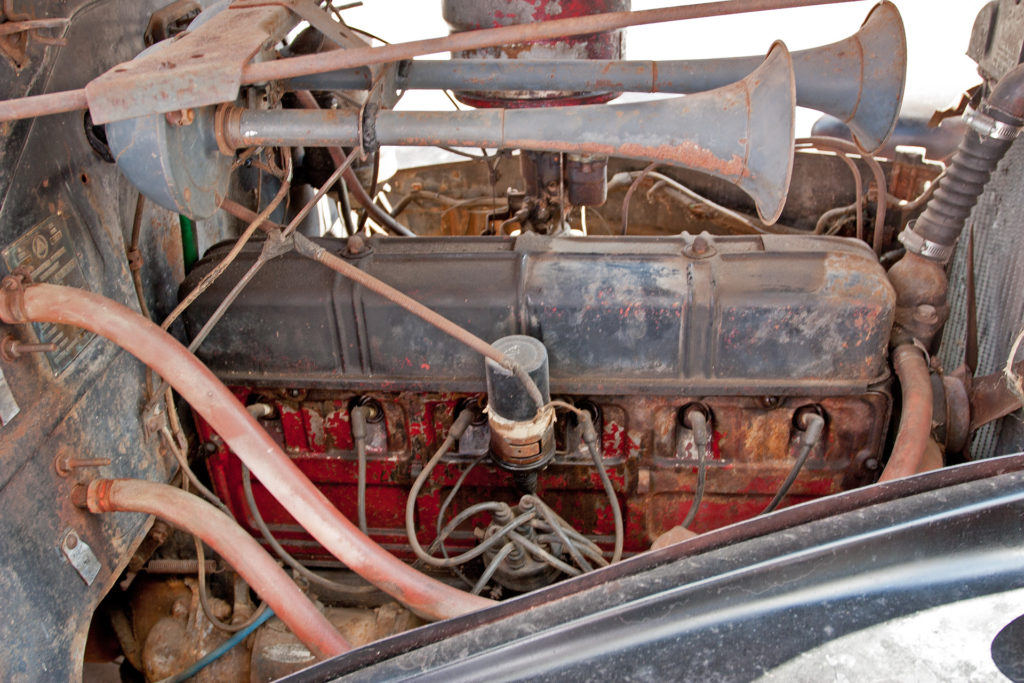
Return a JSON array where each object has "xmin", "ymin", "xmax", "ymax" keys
[{"xmin": 485, "ymin": 335, "xmax": 554, "ymax": 492}]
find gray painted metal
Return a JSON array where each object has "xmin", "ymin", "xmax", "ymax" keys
[
  {"xmin": 236, "ymin": 44, "xmax": 796, "ymax": 223},
  {"xmin": 106, "ymin": 102, "xmax": 231, "ymax": 220},
  {"xmin": 288, "ymin": 1, "xmax": 905, "ymax": 153}
]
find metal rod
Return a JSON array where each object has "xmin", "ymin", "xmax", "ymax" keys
[
  {"xmin": 0, "ymin": 88, "xmax": 87, "ymax": 122},
  {"xmin": 292, "ymin": 89, "xmax": 416, "ymax": 237},
  {"xmin": 243, "ymin": 0, "xmax": 860, "ymax": 85},
  {"xmin": 0, "ymin": 0, "xmax": 857, "ymax": 123}
]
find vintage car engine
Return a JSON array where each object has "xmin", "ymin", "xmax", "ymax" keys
[
  {"xmin": 3, "ymin": 0, "xmax": 1024, "ymax": 680},
  {"xmin": 185, "ymin": 232, "xmax": 894, "ymax": 562}
]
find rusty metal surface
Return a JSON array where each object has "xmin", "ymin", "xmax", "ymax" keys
[
  {"xmin": 225, "ymin": 44, "xmax": 795, "ymax": 223},
  {"xmin": 183, "ymin": 232, "xmax": 894, "ymax": 396},
  {"xmin": 0, "ymin": 0, "xmax": 862, "ymax": 124},
  {"xmin": 295, "ymin": 1, "xmax": 905, "ymax": 151},
  {"xmin": 250, "ymin": 603, "xmax": 422, "ymax": 681},
  {"xmin": 969, "ymin": 361, "xmax": 1024, "ymax": 431},
  {"xmin": 84, "ymin": 3, "xmax": 295, "ymax": 124},
  {"xmin": 132, "ymin": 576, "xmax": 250, "ymax": 682},
  {"xmin": 0, "ymin": 3, "xmax": 176, "ymax": 677},
  {"xmin": 241, "ymin": 0, "xmax": 859, "ymax": 86},
  {"xmin": 382, "ymin": 153, "xmax": 936, "ymax": 238},
  {"xmin": 198, "ymin": 387, "xmax": 889, "ymax": 559},
  {"xmin": 443, "ymin": 0, "xmax": 628, "ymax": 108},
  {"xmin": 0, "ymin": 280, "xmax": 495, "ymax": 621}
]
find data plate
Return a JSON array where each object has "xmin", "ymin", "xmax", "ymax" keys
[{"xmin": 2, "ymin": 215, "xmax": 94, "ymax": 375}]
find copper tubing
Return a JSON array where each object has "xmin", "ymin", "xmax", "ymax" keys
[
  {"xmin": 242, "ymin": 0, "xmax": 858, "ymax": 85},
  {"xmin": 880, "ymin": 344, "xmax": 934, "ymax": 482},
  {"xmin": 0, "ymin": 0, "xmax": 855, "ymax": 124},
  {"xmin": 82, "ymin": 479, "xmax": 349, "ymax": 658},
  {"xmin": 796, "ymin": 136, "xmax": 887, "ymax": 253},
  {"xmin": 0, "ymin": 281, "xmax": 494, "ymax": 619}
]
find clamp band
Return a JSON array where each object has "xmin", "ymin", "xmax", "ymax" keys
[
  {"xmin": 898, "ymin": 227, "xmax": 955, "ymax": 263},
  {"xmin": 963, "ymin": 106, "xmax": 1024, "ymax": 141}
]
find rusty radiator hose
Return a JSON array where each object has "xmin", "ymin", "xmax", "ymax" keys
[
  {"xmin": 879, "ymin": 345, "xmax": 934, "ymax": 482},
  {"xmin": 0, "ymin": 280, "xmax": 495, "ymax": 619},
  {"xmin": 76, "ymin": 479, "xmax": 349, "ymax": 658}
]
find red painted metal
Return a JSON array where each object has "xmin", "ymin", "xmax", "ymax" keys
[
  {"xmin": 200, "ymin": 389, "xmax": 890, "ymax": 560},
  {"xmin": 82, "ymin": 479, "xmax": 350, "ymax": 658},
  {"xmin": 443, "ymin": 0, "xmax": 629, "ymax": 108}
]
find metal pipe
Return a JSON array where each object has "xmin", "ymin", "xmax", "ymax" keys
[
  {"xmin": 242, "ymin": 0, "xmax": 859, "ymax": 85},
  {"xmin": 288, "ymin": 44, "xmax": 853, "ymax": 115},
  {"xmin": 80, "ymin": 479, "xmax": 349, "ymax": 658},
  {"xmin": 0, "ymin": 281, "xmax": 495, "ymax": 620},
  {"xmin": 880, "ymin": 345, "xmax": 934, "ymax": 482},
  {"xmin": 0, "ymin": 88, "xmax": 87, "ymax": 122}
]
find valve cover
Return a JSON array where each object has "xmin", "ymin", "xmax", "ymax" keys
[{"xmin": 185, "ymin": 233, "xmax": 895, "ymax": 556}]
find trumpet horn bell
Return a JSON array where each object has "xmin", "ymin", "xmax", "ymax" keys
[{"xmin": 497, "ymin": 41, "xmax": 797, "ymax": 224}]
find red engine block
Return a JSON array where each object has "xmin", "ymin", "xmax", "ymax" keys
[{"xmin": 199, "ymin": 387, "xmax": 889, "ymax": 561}]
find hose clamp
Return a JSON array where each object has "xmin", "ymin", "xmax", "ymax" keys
[
  {"xmin": 898, "ymin": 226, "xmax": 955, "ymax": 263},
  {"xmin": 962, "ymin": 106, "xmax": 1024, "ymax": 140}
]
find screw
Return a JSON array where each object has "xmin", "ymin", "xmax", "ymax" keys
[
  {"xmin": 864, "ymin": 457, "xmax": 880, "ymax": 471},
  {"xmin": 65, "ymin": 533, "xmax": 78, "ymax": 549},
  {"xmin": 1, "ymin": 335, "xmax": 57, "ymax": 361},
  {"xmin": 165, "ymin": 109, "xmax": 194, "ymax": 126},
  {"xmin": 55, "ymin": 455, "xmax": 112, "ymax": 477},
  {"xmin": 691, "ymin": 235, "xmax": 709, "ymax": 255}
]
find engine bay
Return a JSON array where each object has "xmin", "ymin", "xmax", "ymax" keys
[{"xmin": 2, "ymin": 0, "xmax": 1024, "ymax": 680}]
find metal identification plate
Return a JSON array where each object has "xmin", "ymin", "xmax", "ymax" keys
[{"xmin": 2, "ymin": 215, "xmax": 94, "ymax": 375}]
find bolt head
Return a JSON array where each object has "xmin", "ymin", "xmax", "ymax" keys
[
  {"xmin": 347, "ymin": 234, "xmax": 366, "ymax": 255},
  {"xmin": 914, "ymin": 304, "xmax": 939, "ymax": 325}
]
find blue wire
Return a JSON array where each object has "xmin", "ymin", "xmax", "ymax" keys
[{"xmin": 158, "ymin": 607, "xmax": 275, "ymax": 683}]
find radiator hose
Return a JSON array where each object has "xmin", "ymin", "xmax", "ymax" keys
[{"xmin": 897, "ymin": 63, "xmax": 1024, "ymax": 265}]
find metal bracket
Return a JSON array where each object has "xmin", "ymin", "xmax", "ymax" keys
[
  {"xmin": 85, "ymin": 3, "xmax": 297, "ymax": 123},
  {"xmin": 962, "ymin": 106, "xmax": 1024, "ymax": 141},
  {"xmin": 61, "ymin": 529, "xmax": 101, "ymax": 586},
  {"xmin": 231, "ymin": 0, "xmax": 365, "ymax": 48}
]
